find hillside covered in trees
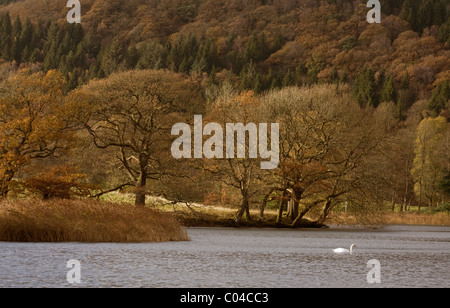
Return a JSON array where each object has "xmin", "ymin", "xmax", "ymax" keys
[
  {"xmin": 0, "ymin": 0, "xmax": 449, "ymax": 226},
  {"xmin": 0, "ymin": 0, "xmax": 448, "ymax": 107}
]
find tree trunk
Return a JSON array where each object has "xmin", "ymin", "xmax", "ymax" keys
[
  {"xmin": 0, "ymin": 181, "xmax": 9, "ymax": 198},
  {"xmin": 0, "ymin": 172, "xmax": 14, "ymax": 199},
  {"xmin": 290, "ymin": 200, "xmax": 321, "ymax": 227},
  {"xmin": 245, "ymin": 201, "xmax": 251, "ymax": 220},
  {"xmin": 235, "ymin": 196, "xmax": 250, "ymax": 224},
  {"xmin": 418, "ymin": 157, "xmax": 424, "ymax": 212},
  {"xmin": 290, "ymin": 206, "xmax": 310, "ymax": 227},
  {"xmin": 0, "ymin": 188, "xmax": 8, "ymax": 198},
  {"xmin": 259, "ymin": 188, "xmax": 275, "ymax": 221},
  {"xmin": 134, "ymin": 178, "xmax": 147, "ymax": 206},
  {"xmin": 276, "ymin": 190, "xmax": 287, "ymax": 225},
  {"xmin": 317, "ymin": 198, "xmax": 333, "ymax": 225},
  {"xmin": 134, "ymin": 155, "xmax": 148, "ymax": 206},
  {"xmin": 287, "ymin": 187, "xmax": 303, "ymax": 222},
  {"xmin": 287, "ymin": 198, "xmax": 298, "ymax": 220}
]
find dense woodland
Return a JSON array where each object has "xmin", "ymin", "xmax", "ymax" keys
[{"xmin": 0, "ymin": 0, "xmax": 449, "ymax": 225}]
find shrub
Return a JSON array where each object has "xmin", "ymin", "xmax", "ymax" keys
[
  {"xmin": 425, "ymin": 202, "xmax": 450, "ymax": 214},
  {"xmin": 24, "ymin": 165, "xmax": 96, "ymax": 199}
]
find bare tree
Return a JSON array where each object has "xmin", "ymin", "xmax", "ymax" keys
[
  {"xmin": 70, "ymin": 69, "xmax": 205, "ymax": 205},
  {"xmin": 260, "ymin": 85, "xmax": 397, "ymax": 226},
  {"xmin": 203, "ymin": 90, "xmax": 264, "ymax": 224}
]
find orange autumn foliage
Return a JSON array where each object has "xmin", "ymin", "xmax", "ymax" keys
[
  {"xmin": 24, "ymin": 165, "xmax": 97, "ymax": 199},
  {"xmin": 0, "ymin": 70, "xmax": 71, "ymax": 196}
]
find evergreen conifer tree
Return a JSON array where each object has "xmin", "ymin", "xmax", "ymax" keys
[
  {"xmin": 380, "ymin": 75, "xmax": 396, "ymax": 103},
  {"xmin": 353, "ymin": 66, "xmax": 377, "ymax": 107},
  {"xmin": 427, "ymin": 81, "xmax": 450, "ymax": 117}
]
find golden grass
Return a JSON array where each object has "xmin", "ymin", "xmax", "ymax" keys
[
  {"xmin": 326, "ymin": 211, "xmax": 450, "ymax": 226},
  {"xmin": 0, "ymin": 199, "xmax": 189, "ymax": 242},
  {"xmin": 379, "ymin": 212, "xmax": 450, "ymax": 226}
]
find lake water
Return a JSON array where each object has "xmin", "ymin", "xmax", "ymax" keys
[{"xmin": 0, "ymin": 225, "xmax": 448, "ymax": 288}]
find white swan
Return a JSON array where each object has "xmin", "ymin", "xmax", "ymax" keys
[{"xmin": 333, "ymin": 244, "xmax": 356, "ymax": 254}]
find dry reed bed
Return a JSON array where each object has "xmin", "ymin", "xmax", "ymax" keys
[
  {"xmin": 380, "ymin": 212, "xmax": 450, "ymax": 226},
  {"xmin": 327, "ymin": 211, "xmax": 449, "ymax": 226},
  {"xmin": 0, "ymin": 199, "xmax": 189, "ymax": 242}
]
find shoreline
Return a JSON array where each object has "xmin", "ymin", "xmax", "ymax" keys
[
  {"xmin": 0, "ymin": 199, "xmax": 447, "ymax": 244},
  {"xmin": 103, "ymin": 193, "xmax": 450, "ymax": 228},
  {"xmin": 180, "ymin": 216, "xmax": 326, "ymax": 229},
  {"xmin": 173, "ymin": 208, "xmax": 450, "ymax": 229}
]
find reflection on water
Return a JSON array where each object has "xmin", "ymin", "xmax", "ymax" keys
[{"xmin": 0, "ymin": 225, "xmax": 448, "ymax": 288}]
